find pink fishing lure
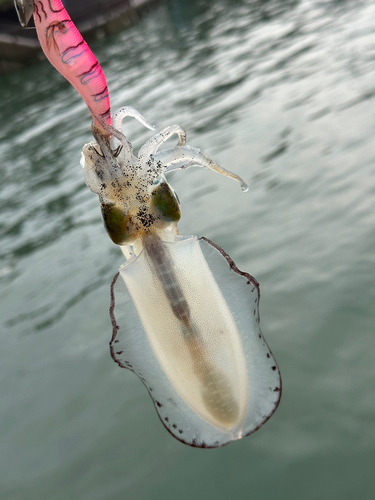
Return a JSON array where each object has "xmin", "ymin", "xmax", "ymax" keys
[{"xmin": 33, "ymin": 0, "xmax": 111, "ymax": 132}]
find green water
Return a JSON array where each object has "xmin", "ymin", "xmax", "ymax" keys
[{"xmin": 1, "ymin": 0, "xmax": 374, "ymax": 498}]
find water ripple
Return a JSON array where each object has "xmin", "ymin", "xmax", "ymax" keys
[{"xmin": 1, "ymin": 0, "xmax": 375, "ymax": 498}]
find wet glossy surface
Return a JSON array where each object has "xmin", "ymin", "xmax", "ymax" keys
[
  {"xmin": 111, "ymin": 235, "xmax": 280, "ymax": 447},
  {"xmin": 0, "ymin": 0, "xmax": 375, "ymax": 498}
]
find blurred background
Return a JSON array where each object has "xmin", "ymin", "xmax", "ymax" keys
[{"xmin": 0, "ymin": 0, "xmax": 374, "ymax": 498}]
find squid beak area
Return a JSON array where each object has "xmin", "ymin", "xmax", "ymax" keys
[{"xmin": 91, "ymin": 123, "xmax": 112, "ymax": 153}]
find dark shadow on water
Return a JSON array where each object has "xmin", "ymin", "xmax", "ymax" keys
[
  {"xmin": 34, "ymin": 278, "xmax": 107, "ymax": 331},
  {"xmin": 5, "ymin": 304, "xmax": 53, "ymax": 328},
  {"xmin": 261, "ymin": 141, "xmax": 289, "ymax": 163}
]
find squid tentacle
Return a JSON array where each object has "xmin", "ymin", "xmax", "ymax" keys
[
  {"xmin": 112, "ymin": 106, "xmax": 154, "ymax": 135},
  {"xmin": 154, "ymin": 145, "xmax": 249, "ymax": 191},
  {"xmin": 92, "ymin": 121, "xmax": 133, "ymax": 171},
  {"xmin": 138, "ymin": 125, "xmax": 187, "ymax": 162}
]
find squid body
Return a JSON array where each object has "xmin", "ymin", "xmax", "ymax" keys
[
  {"xmin": 81, "ymin": 112, "xmax": 282, "ymax": 447},
  {"xmin": 17, "ymin": 0, "xmax": 281, "ymax": 447}
]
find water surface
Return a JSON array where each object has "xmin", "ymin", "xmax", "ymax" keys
[{"xmin": 1, "ymin": 0, "xmax": 374, "ymax": 498}]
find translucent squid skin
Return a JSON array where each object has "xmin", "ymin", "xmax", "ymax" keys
[
  {"xmin": 110, "ymin": 234, "xmax": 281, "ymax": 447},
  {"xmin": 81, "ymin": 110, "xmax": 282, "ymax": 447}
]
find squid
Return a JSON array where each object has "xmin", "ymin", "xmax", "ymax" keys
[{"xmin": 15, "ymin": 0, "xmax": 281, "ymax": 447}]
